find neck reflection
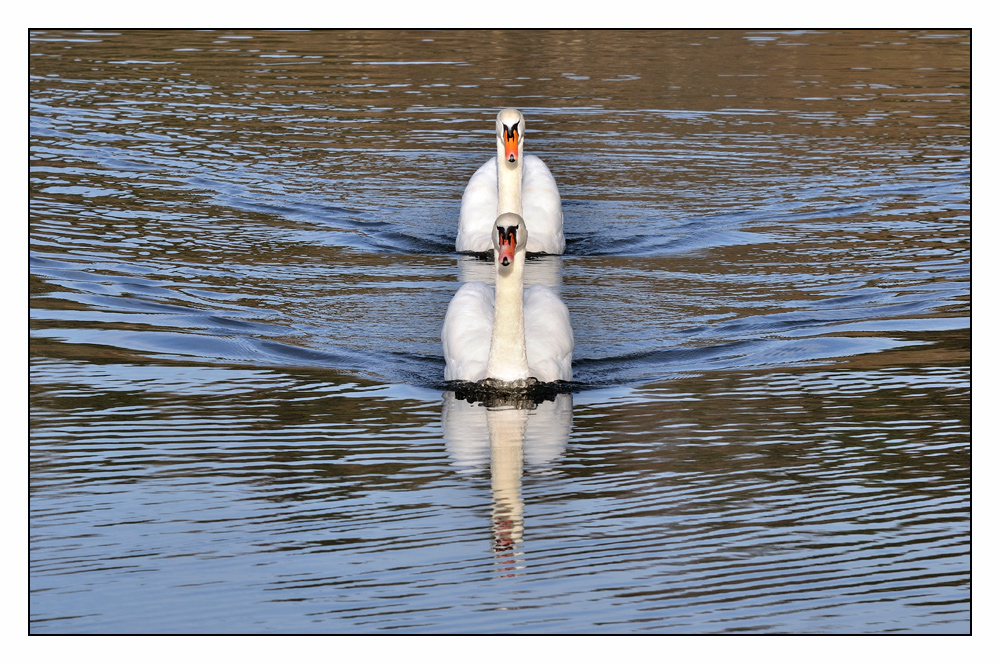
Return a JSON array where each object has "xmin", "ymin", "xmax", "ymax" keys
[{"xmin": 442, "ymin": 391, "xmax": 573, "ymax": 577}]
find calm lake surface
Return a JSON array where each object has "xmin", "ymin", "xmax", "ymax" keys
[{"xmin": 29, "ymin": 29, "xmax": 970, "ymax": 634}]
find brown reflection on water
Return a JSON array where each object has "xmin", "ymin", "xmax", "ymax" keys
[{"xmin": 31, "ymin": 30, "xmax": 969, "ymax": 147}]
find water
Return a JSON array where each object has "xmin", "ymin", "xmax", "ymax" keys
[{"xmin": 29, "ymin": 29, "xmax": 970, "ymax": 634}]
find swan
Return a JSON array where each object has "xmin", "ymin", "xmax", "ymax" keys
[
  {"xmin": 443, "ymin": 212, "xmax": 573, "ymax": 384},
  {"xmin": 456, "ymin": 109, "xmax": 565, "ymax": 254}
]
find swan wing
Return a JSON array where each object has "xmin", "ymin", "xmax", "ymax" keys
[
  {"xmin": 524, "ymin": 284, "xmax": 574, "ymax": 382},
  {"xmin": 442, "ymin": 281, "xmax": 494, "ymax": 381},
  {"xmin": 456, "ymin": 159, "xmax": 497, "ymax": 252},
  {"xmin": 457, "ymin": 156, "xmax": 564, "ymax": 254},
  {"xmin": 522, "ymin": 156, "xmax": 565, "ymax": 254}
]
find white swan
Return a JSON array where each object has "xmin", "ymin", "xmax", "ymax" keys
[
  {"xmin": 443, "ymin": 212, "xmax": 573, "ymax": 384},
  {"xmin": 456, "ymin": 109, "xmax": 565, "ymax": 254}
]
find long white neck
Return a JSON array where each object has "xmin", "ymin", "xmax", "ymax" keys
[
  {"xmin": 496, "ymin": 150, "xmax": 523, "ymax": 217},
  {"xmin": 486, "ymin": 251, "xmax": 530, "ymax": 382}
]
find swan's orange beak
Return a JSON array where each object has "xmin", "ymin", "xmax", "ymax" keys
[
  {"xmin": 504, "ymin": 128, "xmax": 519, "ymax": 162},
  {"xmin": 497, "ymin": 226, "xmax": 517, "ymax": 266}
]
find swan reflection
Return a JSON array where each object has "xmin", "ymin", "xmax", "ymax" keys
[
  {"xmin": 442, "ymin": 391, "xmax": 572, "ymax": 576},
  {"xmin": 456, "ymin": 253, "xmax": 566, "ymax": 292}
]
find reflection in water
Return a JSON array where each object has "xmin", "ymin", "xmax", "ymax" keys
[
  {"xmin": 442, "ymin": 392, "xmax": 572, "ymax": 575},
  {"xmin": 457, "ymin": 253, "xmax": 567, "ymax": 292},
  {"xmin": 488, "ymin": 407, "xmax": 526, "ymax": 574}
]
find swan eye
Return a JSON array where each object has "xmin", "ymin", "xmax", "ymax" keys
[
  {"xmin": 497, "ymin": 226, "xmax": 517, "ymax": 246},
  {"xmin": 503, "ymin": 122, "xmax": 520, "ymax": 143}
]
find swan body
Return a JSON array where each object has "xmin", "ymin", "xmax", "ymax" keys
[
  {"xmin": 443, "ymin": 212, "xmax": 573, "ymax": 384},
  {"xmin": 456, "ymin": 109, "xmax": 564, "ymax": 254}
]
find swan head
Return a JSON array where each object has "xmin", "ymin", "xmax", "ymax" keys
[
  {"xmin": 496, "ymin": 108, "xmax": 524, "ymax": 164},
  {"xmin": 493, "ymin": 212, "xmax": 527, "ymax": 269}
]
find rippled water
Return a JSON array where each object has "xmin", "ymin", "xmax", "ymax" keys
[{"xmin": 29, "ymin": 29, "xmax": 970, "ymax": 633}]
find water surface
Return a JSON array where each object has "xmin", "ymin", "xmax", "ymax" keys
[{"xmin": 29, "ymin": 29, "xmax": 970, "ymax": 634}]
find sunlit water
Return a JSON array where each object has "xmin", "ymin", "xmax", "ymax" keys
[{"xmin": 29, "ymin": 29, "xmax": 970, "ymax": 634}]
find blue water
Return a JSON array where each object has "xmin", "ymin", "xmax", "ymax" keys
[{"xmin": 29, "ymin": 29, "xmax": 970, "ymax": 634}]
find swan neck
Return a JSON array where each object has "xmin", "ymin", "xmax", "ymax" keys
[
  {"xmin": 496, "ymin": 154, "xmax": 523, "ymax": 216},
  {"xmin": 486, "ymin": 254, "xmax": 529, "ymax": 381}
]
